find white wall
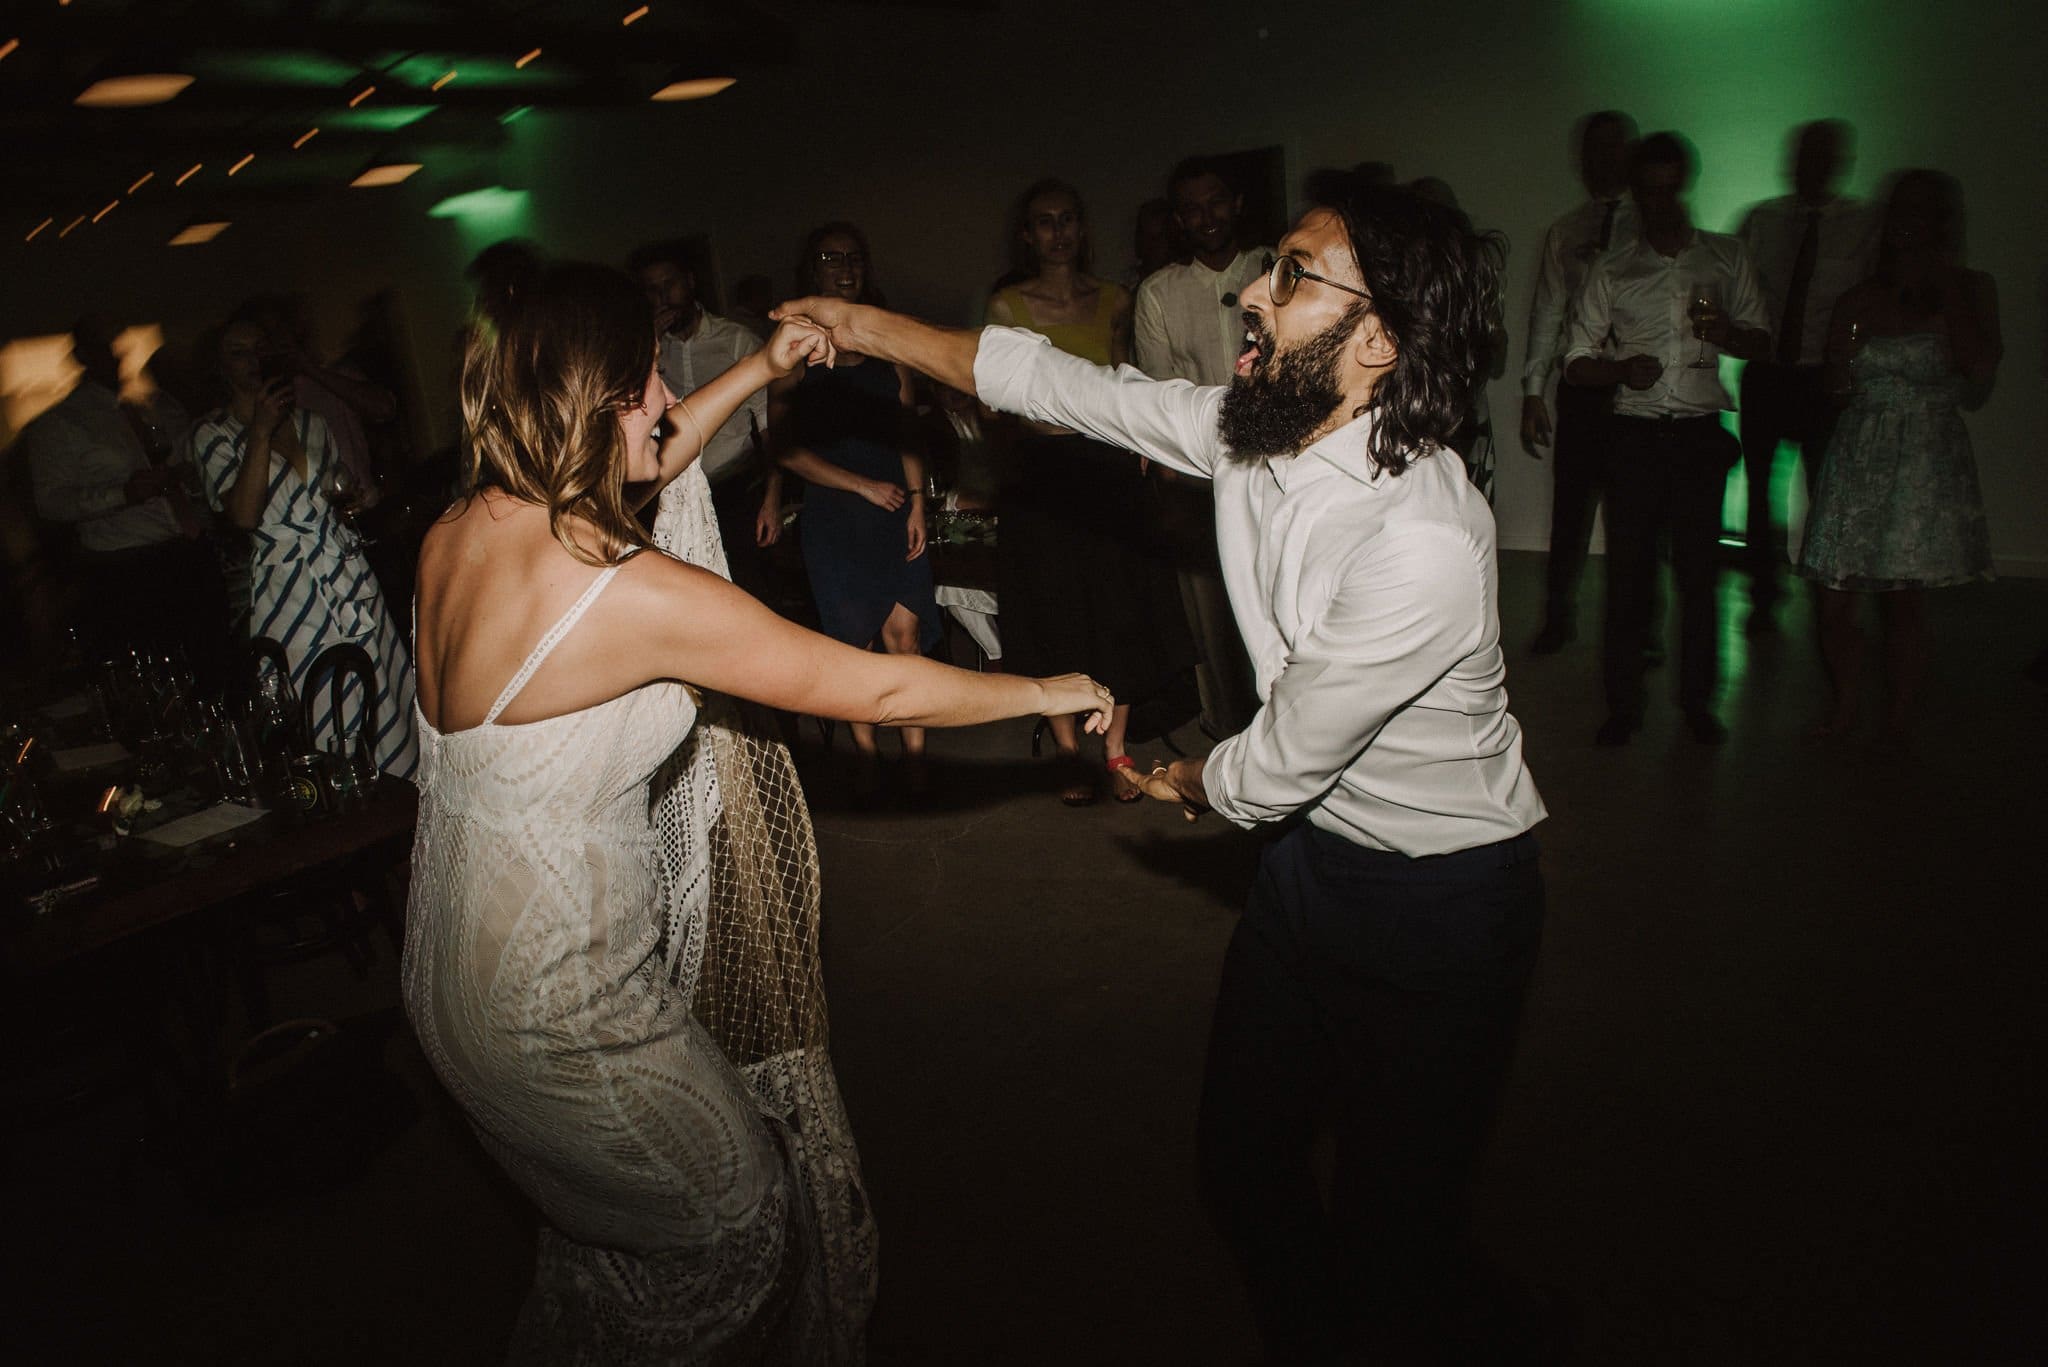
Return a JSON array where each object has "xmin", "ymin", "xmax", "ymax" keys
[{"xmin": 6, "ymin": 0, "xmax": 2043, "ymax": 567}]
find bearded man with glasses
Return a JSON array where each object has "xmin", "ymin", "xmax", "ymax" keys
[{"xmin": 778, "ymin": 173, "xmax": 1553, "ymax": 1363}]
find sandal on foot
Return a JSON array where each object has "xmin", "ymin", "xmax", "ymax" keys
[
  {"xmin": 1106, "ymin": 754, "xmax": 1144, "ymax": 803},
  {"xmin": 1055, "ymin": 752, "xmax": 1097, "ymax": 806}
]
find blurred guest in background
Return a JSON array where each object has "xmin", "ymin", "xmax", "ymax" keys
[
  {"xmin": 1522, "ymin": 109, "xmax": 1636, "ymax": 655},
  {"xmin": 1736, "ymin": 119, "xmax": 1880, "ymax": 635},
  {"xmin": 630, "ymin": 239, "xmax": 784, "ymax": 598},
  {"xmin": 1408, "ymin": 175, "xmax": 1508, "ymax": 505},
  {"xmin": 1133, "ymin": 155, "xmax": 1268, "ymax": 737},
  {"xmin": 1565, "ymin": 132, "xmax": 1770, "ymax": 746},
  {"xmin": 247, "ymin": 293, "xmax": 398, "ymax": 508},
  {"xmin": 727, "ymin": 273, "xmax": 779, "ymax": 341},
  {"xmin": 1129, "ymin": 197, "xmax": 1184, "ymax": 286},
  {"xmin": 1799, "ymin": 169, "xmax": 1999, "ymax": 746},
  {"xmin": 990, "ymin": 178, "xmax": 1195, "ymax": 804},
  {"xmin": 194, "ymin": 311, "xmax": 418, "ymax": 776},
  {"xmin": 23, "ymin": 316, "xmax": 227, "ymax": 683},
  {"xmin": 770, "ymin": 222, "xmax": 942, "ymax": 796}
]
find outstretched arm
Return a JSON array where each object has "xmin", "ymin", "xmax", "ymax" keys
[
  {"xmin": 775, "ymin": 296, "xmax": 1226, "ymax": 478},
  {"xmin": 612, "ymin": 553, "xmax": 1110, "ymax": 731}
]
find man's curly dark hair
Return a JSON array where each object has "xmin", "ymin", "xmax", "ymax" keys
[{"xmin": 1304, "ymin": 172, "xmax": 1507, "ymax": 476}]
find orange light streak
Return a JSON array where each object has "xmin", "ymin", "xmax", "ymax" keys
[
  {"xmin": 516, "ymin": 48, "xmax": 542, "ymax": 69},
  {"xmin": 229, "ymin": 152, "xmax": 255, "ymax": 175},
  {"xmin": 292, "ymin": 127, "xmax": 320, "ymax": 149},
  {"xmin": 127, "ymin": 171, "xmax": 154, "ymax": 195},
  {"xmin": 26, "ymin": 216, "xmax": 54, "ymax": 242},
  {"xmin": 175, "ymin": 162, "xmax": 203, "ymax": 186}
]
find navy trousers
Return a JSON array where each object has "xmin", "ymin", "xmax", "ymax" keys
[{"xmin": 1197, "ymin": 822, "xmax": 1545, "ymax": 1363}]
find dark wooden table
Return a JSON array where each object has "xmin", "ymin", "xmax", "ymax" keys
[{"xmin": 6, "ymin": 778, "xmax": 418, "ymax": 974}]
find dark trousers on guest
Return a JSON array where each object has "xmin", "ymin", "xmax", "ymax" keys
[
  {"xmin": 1603, "ymin": 415, "xmax": 1737, "ymax": 721},
  {"xmin": 1197, "ymin": 823, "xmax": 1545, "ymax": 1364},
  {"xmin": 1737, "ymin": 362, "xmax": 1835, "ymax": 612},
  {"xmin": 1541, "ymin": 381, "xmax": 1617, "ymax": 632},
  {"xmin": 710, "ymin": 475, "xmax": 773, "ymax": 602}
]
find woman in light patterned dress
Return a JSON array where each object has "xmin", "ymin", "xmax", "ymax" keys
[
  {"xmin": 194, "ymin": 314, "xmax": 419, "ymax": 776},
  {"xmin": 1800, "ymin": 170, "xmax": 2001, "ymax": 744},
  {"xmin": 403, "ymin": 263, "xmax": 1113, "ymax": 1362}
]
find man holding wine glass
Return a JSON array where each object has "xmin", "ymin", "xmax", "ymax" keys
[{"xmin": 1565, "ymin": 132, "xmax": 1771, "ymax": 746}]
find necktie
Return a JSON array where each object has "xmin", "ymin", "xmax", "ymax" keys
[
  {"xmin": 1776, "ymin": 209, "xmax": 1820, "ymax": 365},
  {"xmin": 1596, "ymin": 198, "xmax": 1619, "ymax": 251}
]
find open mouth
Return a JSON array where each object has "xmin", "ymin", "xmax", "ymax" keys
[{"xmin": 1235, "ymin": 313, "xmax": 1273, "ymax": 378}]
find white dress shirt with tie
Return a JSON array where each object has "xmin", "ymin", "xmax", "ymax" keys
[
  {"xmin": 24, "ymin": 380, "xmax": 186, "ymax": 553},
  {"xmin": 975, "ymin": 326, "xmax": 1546, "ymax": 857},
  {"xmin": 1737, "ymin": 195, "xmax": 1879, "ymax": 368},
  {"xmin": 1521, "ymin": 196, "xmax": 1635, "ymax": 396},
  {"xmin": 1133, "ymin": 248, "xmax": 1271, "ymax": 386},
  {"xmin": 1563, "ymin": 230, "xmax": 1772, "ymax": 419},
  {"xmin": 656, "ymin": 311, "xmax": 768, "ymax": 485}
]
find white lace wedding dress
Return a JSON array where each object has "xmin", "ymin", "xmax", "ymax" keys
[{"xmin": 402, "ymin": 464, "xmax": 875, "ymax": 1363}]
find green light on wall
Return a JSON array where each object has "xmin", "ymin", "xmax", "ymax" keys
[
  {"xmin": 330, "ymin": 105, "xmax": 436, "ymax": 132},
  {"xmin": 428, "ymin": 186, "xmax": 533, "ymax": 252}
]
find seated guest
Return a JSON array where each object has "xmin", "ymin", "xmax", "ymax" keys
[
  {"xmin": 23, "ymin": 315, "xmax": 228, "ymax": 683},
  {"xmin": 193, "ymin": 311, "xmax": 418, "ymax": 776},
  {"xmin": 989, "ymin": 178, "xmax": 1196, "ymax": 803}
]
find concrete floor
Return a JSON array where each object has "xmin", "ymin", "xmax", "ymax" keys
[{"xmin": 16, "ymin": 552, "xmax": 2048, "ymax": 1364}]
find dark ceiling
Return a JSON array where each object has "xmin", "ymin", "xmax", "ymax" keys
[{"xmin": 2, "ymin": 1, "xmax": 985, "ymax": 243}]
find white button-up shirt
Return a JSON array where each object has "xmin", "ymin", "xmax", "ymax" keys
[
  {"xmin": 976, "ymin": 326, "xmax": 1545, "ymax": 857},
  {"xmin": 24, "ymin": 380, "xmax": 186, "ymax": 553},
  {"xmin": 656, "ymin": 310, "xmax": 768, "ymax": 485},
  {"xmin": 1563, "ymin": 229, "xmax": 1771, "ymax": 418},
  {"xmin": 1522, "ymin": 196, "xmax": 1635, "ymax": 395},
  {"xmin": 1737, "ymin": 194, "xmax": 1879, "ymax": 367},
  {"xmin": 1133, "ymin": 248, "xmax": 1270, "ymax": 386}
]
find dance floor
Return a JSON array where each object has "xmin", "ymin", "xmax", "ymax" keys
[{"xmin": 15, "ymin": 552, "xmax": 2045, "ymax": 1364}]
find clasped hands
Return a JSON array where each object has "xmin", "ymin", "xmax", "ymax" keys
[{"xmin": 1121, "ymin": 756, "xmax": 1211, "ymax": 823}]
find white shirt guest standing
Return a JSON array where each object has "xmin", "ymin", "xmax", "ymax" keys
[
  {"xmin": 1133, "ymin": 246, "xmax": 1270, "ymax": 387},
  {"xmin": 1522, "ymin": 195, "xmax": 1634, "ymax": 403},
  {"xmin": 1732, "ymin": 161, "xmax": 1879, "ymax": 626},
  {"xmin": 658, "ymin": 312, "xmax": 769, "ymax": 488},
  {"xmin": 1738, "ymin": 193, "xmax": 1877, "ymax": 371},
  {"xmin": 980, "ymin": 326, "xmax": 1544, "ymax": 855},
  {"xmin": 1562, "ymin": 134, "xmax": 1773, "ymax": 745},
  {"xmin": 26, "ymin": 380, "xmax": 189, "ymax": 553},
  {"xmin": 1564, "ymin": 230, "xmax": 1770, "ymax": 419}
]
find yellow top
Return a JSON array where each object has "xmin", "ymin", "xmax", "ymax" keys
[{"xmin": 994, "ymin": 282, "xmax": 1120, "ymax": 365}]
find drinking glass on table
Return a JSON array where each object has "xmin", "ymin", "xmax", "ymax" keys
[{"xmin": 1686, "ymin": 282, "xmax": 1722, "ymax": 369}]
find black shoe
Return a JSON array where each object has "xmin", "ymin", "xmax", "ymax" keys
[
  {"xmin": 1594, "ymin": 713, "xmax": 1637, "ymax": 746},
  {"xmin": 1685, "ymin": 710, "xmax": 1728, "ymax": 745},
  {"xmin": 1530, "ymin": 621, "xmax": 1574, "ymax": 655}
]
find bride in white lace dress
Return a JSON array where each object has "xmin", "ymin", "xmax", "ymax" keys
[{"xmin": 402, "ymin": 264, "xmax": 1114, "ymax": 1364}]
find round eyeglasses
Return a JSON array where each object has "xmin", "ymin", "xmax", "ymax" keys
[{"xmin": 1261, "ymin": 253, "xmax": 1373, "ymax": 308}]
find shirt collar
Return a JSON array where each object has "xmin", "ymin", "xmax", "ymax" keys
[{"xmin": 1266, "ymin": 407, "xmax": 1384, "ymax": 494}]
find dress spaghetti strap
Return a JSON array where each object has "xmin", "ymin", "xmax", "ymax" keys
[{"xmin": 482, "ymin": 553, "xmax": 640, "ymax": 725}]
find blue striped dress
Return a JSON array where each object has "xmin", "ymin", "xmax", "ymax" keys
[{"xmin": 194, "ymin": 407, "xmax": 419, "ymax": 778}]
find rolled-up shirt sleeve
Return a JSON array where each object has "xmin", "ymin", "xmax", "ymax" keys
[
  {"xmin": 1204, "ymin": 523, "xmax": 1484, "ymax": 828},
  {"xmin": 973, "ymin": 325, "xmax": 1225, "ymax": 479}
]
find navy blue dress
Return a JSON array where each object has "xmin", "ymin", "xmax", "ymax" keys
[{"xmin": 790, "ymin": 358, "xmax": 942, "ymax": 652}]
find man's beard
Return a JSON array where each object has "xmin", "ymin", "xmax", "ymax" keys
[{"xmin": 1217, "ymin": 303, "xmax": 1366, "ymax": 459}]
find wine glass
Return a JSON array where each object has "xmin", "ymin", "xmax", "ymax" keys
[
  {"xmin": 1686, "ymin": 283, "xmax": 1722, "ymax": 369},
  {"xmin": 322, "ymin": 461, "xmax": 372, "ymax": 550}
]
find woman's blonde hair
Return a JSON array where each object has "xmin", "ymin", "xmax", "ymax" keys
[{"xmin": 459, "ymin": 261, "xmax": 655, "ymax": 565}]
